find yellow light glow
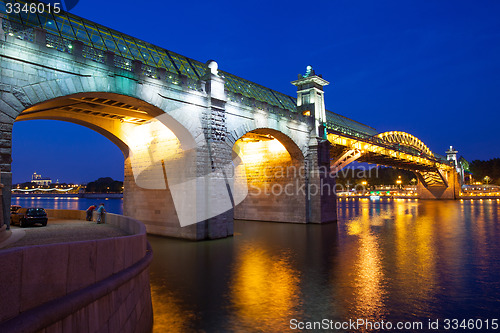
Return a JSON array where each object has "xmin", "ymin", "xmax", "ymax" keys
[
  {"xmin": 123, "ymin": 119, "xmax": 183, "ymax": 187},
  {"xmin": 233, "ymin": 133, "xmax": 293, "ymax": 191},
  {"xmin": 229, "ymin": 245, "xmax": 300, "ymax": 332},
  {"xmin": 150, "ymin": 282, "xmax": 192, "ymax": 332},
  {"xmin": 235, "ymin": 135, "xmax": 289, "ymax": 163}
]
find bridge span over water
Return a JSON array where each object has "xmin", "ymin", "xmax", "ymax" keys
[{"xmin": 0, "ymin": 1, "xmax": 458, "ymax": 240}]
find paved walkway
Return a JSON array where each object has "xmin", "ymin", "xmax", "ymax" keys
[{"xmin": 0, "ymin": 219, "xmax": 130, "ymax": 249}]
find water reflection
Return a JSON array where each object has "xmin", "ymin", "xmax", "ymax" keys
[
  {"xmin": 392, "ymin": 201, "xmax": 437, "ymax": 316},
  {"xmin": 150, "ymin": 285, "xmax": 195, "ymax": 332},
  {"xmin": 228, "ymin": 244, "xmax": 300, "ymax": 332},
  {"xmin": 339, "ymin": 203, "xmax": 386, "ymax": 324},
  {"xmin": 148, "ymin": 199, "xmax": 500, "ymax": 332}
]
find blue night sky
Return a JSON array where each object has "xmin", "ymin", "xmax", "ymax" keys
[{"xmin": 10, "ymin": 0, "xmax": 500, "ymax": 184}]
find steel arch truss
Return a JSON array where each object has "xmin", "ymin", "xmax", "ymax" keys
[
  {"xmin": 375, "ymin": 131, "xmax": 433, "ymax": 157},
  {"xmin": 331, "ymin": 149, "xmax": 362, "ymax": 174}
]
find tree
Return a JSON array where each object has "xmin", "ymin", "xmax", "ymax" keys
[
  {"xmin": 335, "ymin": 166, "xmax": 416, "ymax": 187},
  {"xmin": 85, "ymin": 177, "xmax": 123, "ymax": 193},
  {"xmin": 470, "ymin": 158, "xmax": 500, "ymax": 185}
]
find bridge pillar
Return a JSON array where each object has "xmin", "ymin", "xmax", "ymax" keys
[
  {"xmin": 121, "ymin": 61, "xmax": 234, "ymax": 240},
  {"xmin": 416, "ymin": 169, "xmax": 460, "ymax": 199},
  {"xmin": 307, "ymin": 140, "xmax": 337, "ymax": 223},
  {"xmin": 291, "ymin": 66, "xmax": 336, "ymax": 223},
  {"xmin": 197, "ymin": 60, "xmax": 233, "ymax": 239}
]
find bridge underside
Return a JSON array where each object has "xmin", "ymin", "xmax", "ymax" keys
[
  {"xmin": 328, "ymin": 132, "xmax": 459, "ymax": 199},
  {"xmin": 331, "ymin": 145, "xmax": 438, "ymax": 172}
]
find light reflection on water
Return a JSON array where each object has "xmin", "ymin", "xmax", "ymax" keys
[
  {"xmin": 11, "ymin": 196, "xmax": 123, "ymax": 214},
  {"xmin": 24, "ymin": 197, "xmax": 496, "ymax": 331},
  {"xmin": 227, "ymin": 244, "xmax": 301, "ymax": 332},
  {"xmin": 149, "ymin": 199, "xmax": 500, "ymax": 331}
]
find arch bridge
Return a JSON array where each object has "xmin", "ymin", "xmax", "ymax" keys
[{"xmin": 0, "ymin": 1, "xmax": 458, "ymax": 240}]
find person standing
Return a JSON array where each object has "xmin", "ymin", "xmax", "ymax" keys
[
  {"xmin": 96, "ymin": 203, "xmax": 106, "ymax": 224},
  {"xmin": 86, "ymin": 204, "xmax": 96, "ymax": 221}
]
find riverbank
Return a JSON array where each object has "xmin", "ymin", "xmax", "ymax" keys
[
  {"xmin": 12, "ymin": 193, "xmax": 123, "ymax": 199},
  {"xmin": 0, "ymin": 219, "xmax": 129, "ymax": 249},
  {"xmin": 0, "ymin": 211, "xmax": 152, "ymax": 332}
]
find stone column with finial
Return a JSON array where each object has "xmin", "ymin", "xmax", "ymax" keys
[
  {"xmin": 291, "ymin": 65, "xmax": 329, "ymax": 140},
  {"xmin": 292, "ymin": 66, "xmax": 337, "ymax": 223}
]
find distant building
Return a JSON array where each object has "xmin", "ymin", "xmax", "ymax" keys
[{"xmin": 32, "ymin": 172, "xmax": 52, "ymax": 186}]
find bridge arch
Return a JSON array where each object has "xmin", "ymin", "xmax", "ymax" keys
[
  {"xmin": 15, "ymin": 91, "xmax": 198, "ymax": 154},
  {"xmin": 374, "ymin": 131, "xmax": 434, "ymax": 157},
  {"xmin": 5, "ymin": 89, "xmax": 209, "ymax": 238},
  {"xmin": 227, "ymin": 121, "xmax": 309, "ymax": 159},
  {"xmin": 17, "ymin": 105, "xmax": 129, "ymax": 155},
  {"xmin": 5, "ymin": 74, "xmax": 204, "ymax": 143},
  {"xmin": 232, "ymin": 127, "xmax": 306, "ymax": 223}
]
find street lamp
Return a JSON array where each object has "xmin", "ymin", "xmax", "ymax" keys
[
  {"xmin": 360, "ymin": 180, "xmax": 368, "ymax": 194},
  {"xmin": 396, "ymin": 176, "xmax": 402, "ymax": 190}
]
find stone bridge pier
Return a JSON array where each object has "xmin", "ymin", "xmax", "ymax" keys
[{"xmin": 416, "ymin": 169, "xmax": 460, "ymax": 200}]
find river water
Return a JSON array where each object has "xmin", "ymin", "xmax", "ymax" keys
[
  {"xmin": 149, "ymin": 198, "xmax": 500, "ymax": 332},
  {"xmin": 13, "ymin": 197, "xmax": 500, "ymax": 332}
]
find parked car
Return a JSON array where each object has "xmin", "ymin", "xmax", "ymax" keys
[
  {"xmin": 10, "ymin": 205, "xmax": 21, "ymax": 214},
  {"xmin": 11, "ymin": 207, "xmax": 48, "ymax": 227},
  {"xmin": 10, "ymin": 205, "xmax": 22, "ymax": 223}
]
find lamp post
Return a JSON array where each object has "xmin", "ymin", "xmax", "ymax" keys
[
  {"xmin": 396, "ymin": 176, "xmax": 402, "ymax": 190},
  {"xmin": 361, "ymin": 180, "xmax": 368, "ymax": 193}
]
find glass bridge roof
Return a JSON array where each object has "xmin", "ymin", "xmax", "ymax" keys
[
  {"xmin": 1, "ymin": 0, "xmax": 376, "ymax": 135},
  {"xmin": 326, "ymin": 112, "xmax": 378, "ymax": 137}
]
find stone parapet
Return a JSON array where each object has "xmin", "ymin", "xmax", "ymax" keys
[{"xmin": 0, "ymin": 211, "xmax": 153, "ymax": 332}]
